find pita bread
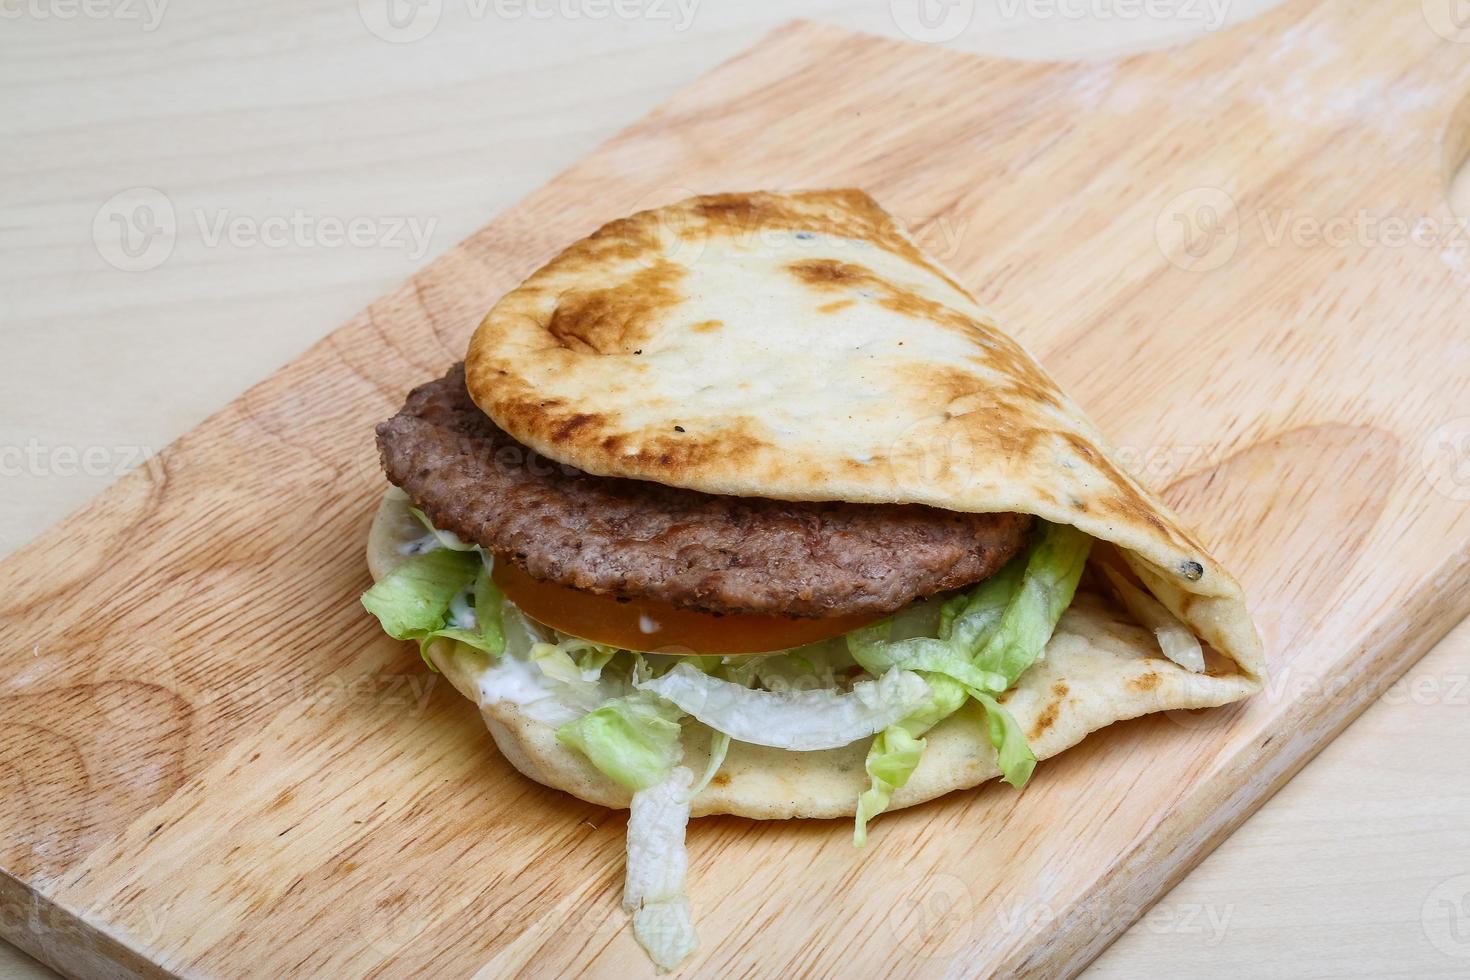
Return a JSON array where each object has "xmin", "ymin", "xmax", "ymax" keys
[
  {"xmin": 368, "ymin": 490, "xmax": 1257, "ymax": 819},
  {"xmin": 369, "ymin": 189, "xmax": 1264, "ymax": 818},
  {"xmin": 464, "ymin": 190, "xmax": 1263, "ymax": 684}
]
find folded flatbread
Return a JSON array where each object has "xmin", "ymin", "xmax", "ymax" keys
[{"xmin": 363, "ymin": 189, "xmax": 1265, "ymax": 968}]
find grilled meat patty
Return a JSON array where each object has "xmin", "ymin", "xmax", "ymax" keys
[{"xmin": 376, "ymin": 364, "xmax": 1033, "ymax": 618}]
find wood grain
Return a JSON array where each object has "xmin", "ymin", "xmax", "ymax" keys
[
  {"xmin": 3, "ymin": 1, "xmax": 1470, "ymax": 975},
  {"xmin": 1088, "ymin": 613, "xmax": 1470, "ymax": 978}
]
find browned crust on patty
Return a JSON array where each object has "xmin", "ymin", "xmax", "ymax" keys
[{"xmin": 376, "ymin": 364, "xmax": 1033, "ymax": 618}]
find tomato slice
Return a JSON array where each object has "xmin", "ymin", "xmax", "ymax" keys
[{"xmin": 492, "ymin": 559, "xmax": 879, "ymax": 655}]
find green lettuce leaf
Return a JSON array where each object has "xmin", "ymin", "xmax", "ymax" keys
[
  {"xmin": 361, "ymin": 549, "xmax": 508, "ymax": 670},
  {"xmin": 531, "ymin": 635, "xmax": 619, "ymax": 685},
  {"xmin": 969, "ymin": 521, "xmax": 1092, "ymax": 685},
  {"xmin": 424, "ymin": 564, "xmax": 506, "ymax": 656},
  {"xmin": 556, "ymin": 691, "xmax": 684, "ymax": 792},
  {"xmin": 686, "ymin": 731, "xmax": 732, "ymax": 801},
  {"xmin": 848, "ymin": 631, "xmax": 1006, "ymax": 693},
  {"xmin": 972, "ymin": 691, "xmax": 1037, "ymax": 788},
  {"xmin": 847, "ymin": 520, "xmax": 1092, "ymax": 841},
  {"xmin": 361, "ymin": 549, "xmax": 479, "ymax": 640},
  {"xmin": 854, "ymin": 672, "xmax": 968, "ymax": 845},
  {"xmin": 940, "ymin": 558, "xmax": 1021, "ymax": 646}
]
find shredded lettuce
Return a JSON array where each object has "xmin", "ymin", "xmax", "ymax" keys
[
  {"xmin": 845, "ymin": 521, "xmax": 1091, "ymax": 842},
  {"xmin": 409, "ymin": 506, "xmax": 477, "ymax": 551},
  {"xmin": 625, "ymin": 767, "xmax": 697, "ymax": 971},
  {"xmin": 941, "ymin": 558, "xmax": 1024, "ymax": 651},
  {"xmin": 1101, "ymin": 564, "xmax": 1205, "ymax": 673},
  {"xmin": 848, "ymin": 631, "xmax": 1007, "ymax": 693},
  {"xmin": 686, "ymin": 732, "xmax": 731, "ymax": 801},
  {"xmin": 531, "ymin": 637, "xmax": 620, "ymax": 683},
  {"xmin": 969, "ymin": 522, "xmax": 1092, "ymax": 684},
  {"xmin": 530, "ymin": 643, "xmax": 585, "ymax": 685},
  {"xmin": 973, "ymin": 691, "xmax": 1037, "ymax": 788},
  {"xmin": 639, "ymin": 663, "xmax": 930, "ymax": 751},
  {"xmin": 360, "ymin": 549, "xmax": 508, "ymax": 669},
  {"xmin": 745, "ymin": 639, "xmax": 856, "ymax": 692},
  {"xmin": 364, "ymin": 506, "xmax": 1105, "ymax": 968},
  {"xmin": 853, "ymin": 672, "xmax": 968, "ymax": 845},
  {"xmin": 425, "ymin": 563, "xmax": 507, "ymax": 658},
  {"xmin": 361, "ymin": 548, "xmax": 478, "ymax": 639},
  {"xmin": 555, "ymin": 691, "xmax": 683, "ymax": 792}
]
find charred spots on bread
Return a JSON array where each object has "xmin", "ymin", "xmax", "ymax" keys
[
  {"xmin": 786, "ymin": 257, "xmax": 1064, "ymax": 411},
  {"xmin": 545, "ymin": 259, "xmax": 685, "ymax": 355},
  {"xmin": 788, "ymin": 257, "xmax": 868, "ymax": 286},
  {"xmin": 553, "ymin": 413, "xmax": 603, "ymax": 442},
  {"xmin": 1128, "ymin": 672, "xmax": 1162, "ymax": 693},
  {"xmin": 1015, "ymin": 683, "xmax": 1076, "ymax": 744}
]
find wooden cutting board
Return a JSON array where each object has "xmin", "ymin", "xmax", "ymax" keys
[{"xmin": 4, "ymin": 1, "xmax": 1470, "ymax": 975}]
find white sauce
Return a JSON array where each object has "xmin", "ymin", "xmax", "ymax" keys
[
  {"xmin": 398, "ymin": 532, "xmax": 441, "ymax": 556},
  {"xmin": 473, "ymin": 650, "xmax": 582, "ymax": 726},
  {"xmin": 448, "ymin": 590, "xmax": 477, "ymax": 630}
]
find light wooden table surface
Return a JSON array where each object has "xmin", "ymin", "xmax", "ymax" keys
[{"xmin": 4, "ymin": 1, "xmax": 1468, "ymax": 976}]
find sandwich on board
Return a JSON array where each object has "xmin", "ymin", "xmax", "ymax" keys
[{"xmin": 361, "ymin": 190, "xmax": 1265, "ymax": 970}]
